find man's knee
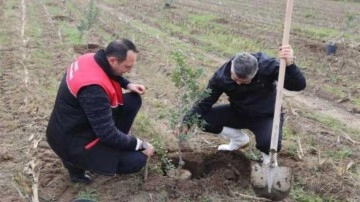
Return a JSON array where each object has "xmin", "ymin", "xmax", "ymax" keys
[
  {"xmin": 202, "ymin": 122, "xmax": 223, "ymax": 134},
  {"xmin": 256, "ymin": 140, "xmax": 282, "ymax": 154},
  {"xmin": 116, "ymin": 153, "xmax": 147, "ymax": 174},
  {"xmin": 125, "ymin": 92, "xmax": 142, "ymax": 110}
]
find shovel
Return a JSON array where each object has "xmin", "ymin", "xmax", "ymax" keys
[{"xmin": 251, "ymin": 0, "xmax": 294, "ymax": 200}]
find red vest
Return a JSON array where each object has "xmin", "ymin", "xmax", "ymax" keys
[{"xmin": 66, "ymin": 53, "xmax": 123, "ymax": 107}]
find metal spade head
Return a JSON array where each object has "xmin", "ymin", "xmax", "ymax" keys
[{"xmin": 251, "ymin": 163, "xmax": 292, "ymax": 201}]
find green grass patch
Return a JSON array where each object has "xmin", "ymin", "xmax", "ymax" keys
[
  {"xmin": 159, "ymin": 18, "xmax": 267, "ymax": 56},
  {"xmin": 187, "ymin": 14, "xmax": 217, "ymax": 25},
  {"xmin": 102, "ymin": 0, "xmax": 130, "ymax": 6},
  {"xmin": 307, "ymin": 112, "xmax": 360, "ymax": 142},
  {"xmin": 27, "ymin": 25, "xmax": 43, "ymax": 38},
  {"xmin": 46, "ymin": 77, "xmax": 61, "ymax": 97},
  {"xmin": 326, "ymin": 148, "xmax": 352, "ymax": 160},
  {"xmin": 95, "ymin": 26, "xmax": 113, "ymax": 42},
  {"xmin": 353, "ymin": 98, "xmax": 360, "ymax": 107},
  {"xmin": 323, "ymin": 85, "xmax": 347, "ymax": 98},
  {"xmin": 4, "ymin": 0, "xmax": 17, "ymax": 18},
  {"xmin": 47, "ymin": 4, "xmax": 64, "ymax": 16},
  {"xmin": 131, "ymin": 10, "xmax": 269, "ymax": 57},
  {"xmin": 201, "ymin": 32, "xmax": 262, "ymax": 56},
  {"xmin": 0, "ymin": 23, "xmax": 10, "ymax": 45},
  {"xmin": 27, "ymin": 4, "xmax": 44, "ymax": 38},
  {"xmin": 60, "ymin": 23, "xmax": 83, "ymax": 44},
  {"xmin": 64, "ymin": 0, "xmax": 80, "ymax": 16},
  {"xmin": 282, "ymin": 125, "xmax": 296, "ymax": 139},
  {"xmin": 282, "ymin": 125, "xmax": 301, "ymax": 158},
  {"xmin": 30, "ymin": 48, "xmax": 52, "ymax": 64},
  {"xmin": 126, "ymin": 18, "xmax": 218, "ymax": 66},
  {"xmin": 293, "ymin": 25, "xmax": 340, "ymax": 40},
  {"xmin": 133, "ymin": 112, "xmax": 156, "ymax": 139},
  {"xmin": 290, "ymin": 184, "xmax": 338, "ymax": 202},
  {"xmin": 77, "ymin": 188, "xmax": 98, "ymax": 201},
  {"xmin": 0, "ymin": 33, "xmax": 8, "ymax": 44},
  {"xmin": 303, "ymin": 9, "xmax": 316, "ymax": 18},
  {"xmin": 132, "ymin": 19, "xmax": 168, "ymax": 38},
  {"xmin": 311, "ymin": 114, "xmax": 345, "ymax": 131}
]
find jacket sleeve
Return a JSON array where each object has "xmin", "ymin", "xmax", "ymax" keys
[
  {"xmin": 270, "ymin": 60, "xmax": 306, "ymax": 91},
  {"xmin": 77, "ymin": 85, "xmax": 138, "ymax": 151},
  {"xmin": 183, "ymin": 75, "xmax": 223, "ymax": 124},
  {"xmin": 283, "ymin": 64, "xmax": 306, "ymax": 91},
  {"xmin": 118, "ymin": 76, "xmax": 130, "ymax": 89}
]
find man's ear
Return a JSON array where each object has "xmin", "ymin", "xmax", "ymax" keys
[{"xmin": 107, "ymin": 56, "xmax": 117, "ymax": 65}]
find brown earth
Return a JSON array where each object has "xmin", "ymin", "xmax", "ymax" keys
[{"xmin": 0, "ymin": 0, "xmax": 360, "ymax": 202}]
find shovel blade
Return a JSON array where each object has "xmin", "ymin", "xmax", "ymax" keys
[{"xmin": 251, "ymin": 163, "xmax": 292, "ymax": 201}]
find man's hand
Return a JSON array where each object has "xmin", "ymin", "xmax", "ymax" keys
[
  {"xmin": 127, "ymin": 83, "xmax": 146, "ymax": 95},
  {"xmin": 278, "ymin": 45, "xmax": 295, "ymax": 66},
  {"xmin": 141, "ymin": 142, "xmax": 155, "ymax": 157}
]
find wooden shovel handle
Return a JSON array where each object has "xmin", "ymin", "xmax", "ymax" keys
[{"xmin": 270, "ymin": 0, "xmax": 294, "ymax": 152}]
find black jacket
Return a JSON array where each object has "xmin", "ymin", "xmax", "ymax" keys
[
  {"xmin": 46, "ymin": 50, "xmax": 136, "ymax": 175},
  {"xmin": 189, "ymin": 52, "xmax": 306, "ymax": 118}
]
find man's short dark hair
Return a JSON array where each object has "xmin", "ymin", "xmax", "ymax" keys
[{"xmin": 105, "ymin": 39, "xmax": 139, "ymax": 62}]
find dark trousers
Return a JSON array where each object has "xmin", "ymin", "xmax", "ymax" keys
[
  {"xmin": 114, "ymin": 92, "xmax": 147, "ymax": 174},
  {"xmin": 65, "ymin": 92, "xmax": 146, "ymax": 175},
  {"xmin": 201, "ymin": 104, "xmax": 284, "ymax": 154},
  {"xmin": 117, "ymin": 92, "xmax": 142, "ymax": 134}
]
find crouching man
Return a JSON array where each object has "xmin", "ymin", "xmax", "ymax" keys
[
  {"xmin": 176, "ymin": 45, "xmax": 306, "ymax": 165},
  {"xmin": 46, "ymin": 39, "xmax": 155, "ymax": 183}
]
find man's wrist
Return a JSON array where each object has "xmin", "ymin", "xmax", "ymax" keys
[
  {"xmin": 141, "ymin": 141, "xmax": 148, "ymax": 150},
  {"xmin": 135, "ymin": 138, "xmax": 143, "ymax": 150},
  {"xmin": 286, "ymin": 56, "xmax": 296, "ymax": 66},
  {"xmin": 136, "ymin": 139, "xmax": 148, "ymax": 151}
]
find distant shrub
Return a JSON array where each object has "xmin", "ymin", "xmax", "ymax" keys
[{"xmin": 77, "ymin": 0, "xmax": 99, "ymax": 40}]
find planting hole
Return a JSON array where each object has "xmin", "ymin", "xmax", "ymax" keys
[{"xmin": 165, "ymin": 150, "xmax": 252, "ymax": 183}]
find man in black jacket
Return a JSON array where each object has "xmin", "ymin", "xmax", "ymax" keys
[
  {"xmin": 46, "ymin": 39, "xmax": 155, "ymax": 183},
  {"xmin": 179, "ymin": 45, "xmax": 306, "ymax": 165}
]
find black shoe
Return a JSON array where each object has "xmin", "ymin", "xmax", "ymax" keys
[
  {"xmin": 62, "ymin": 161, "xmax": 93, "ymax": 184},
  {"xmin": 70, "ymin": 173, "xmax": 92, "ymax": 184}
]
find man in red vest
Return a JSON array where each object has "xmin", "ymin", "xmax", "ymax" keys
[{"xmin": 46, "ymin": 39, "xmax": 155, "ymax": 183}]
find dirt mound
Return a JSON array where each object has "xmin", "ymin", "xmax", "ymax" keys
[
  {"xmin": 36, "ymin": 150, "xmax": 254, "ymax": 201},
  {"xmin": 143, "ymin": 151, "xmax": 252, "ymax": 200}
]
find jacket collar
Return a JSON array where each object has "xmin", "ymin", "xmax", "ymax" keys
[
  {"xmin": 223, "ymin": 57, "xmax": 234, "ymax": 83},
  {"xmin": 94, "ymin": 49, "xmax": 118, "ymax": 81}
]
